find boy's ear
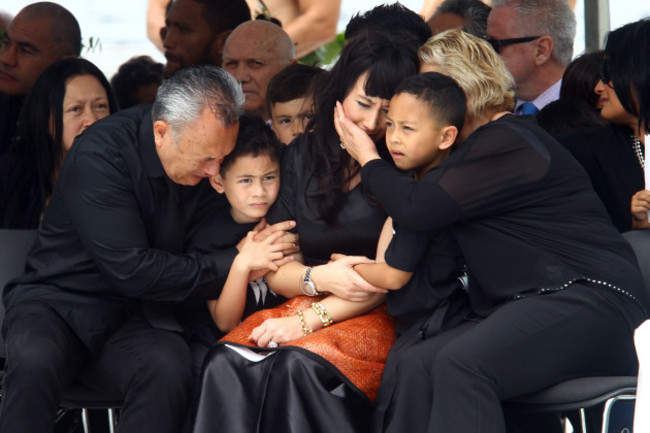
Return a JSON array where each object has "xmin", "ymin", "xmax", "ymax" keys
[
  {"xmin": 210, "ymin": 174, "xmax": 226, "ymax": 194},
  {"xmin": 439, "ymin": 126, "xmax": 458, "ymax": 151}
]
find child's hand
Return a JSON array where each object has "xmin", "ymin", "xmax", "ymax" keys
[
  {"xmin": 235, "ymin": 231, "xmax": 294, "ymax": 273},
  {"xmin": 631, "ymin": 189, "xmax": 650, "ymax": 229}
]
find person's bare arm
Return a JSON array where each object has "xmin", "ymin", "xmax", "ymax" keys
[
  {"xmin": 208, "ymin": 230, "xmax": 289, "ymax": 332},
  {"xmin": 333, "ymin": 218, "xmax": 413, "ymax": 290},
  {"xmin": 146, "ymin": 0, "xmax": 168, "ymax": 52},
  {"xmin": 284, "ymin": 0, "xmax": 342, "ymax": 58},
  {"xmin": 249, "ymin": 292, "xmax": 386, "ymax": 346},
  {"xmin": 420, "ymin": 0, "xmax": 443, "ymax": 21}
]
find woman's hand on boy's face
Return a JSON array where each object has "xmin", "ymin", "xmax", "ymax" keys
[{"xmin": 334, "ymin": 101, "xmax": 382, "ymax": 167}]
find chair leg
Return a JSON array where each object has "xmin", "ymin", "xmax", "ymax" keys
[
  {"xmin": 81, "ymin": 408, "xmax": 90, "ymax": 433},
  {"xmin": 578, "ymin": 408, "xmax": 587, "ymax": 433},
  {"xmin": 601, "ymin": 394, "xmax": 636, "ymax": 433},
  {"xmin": 108, "ymin": 408, "xmax": 117, "ymax": 433}
]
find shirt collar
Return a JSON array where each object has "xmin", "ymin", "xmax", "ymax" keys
[{"xmin": 515, "ymin": 79, "xmax": 562, "ymax": 114}]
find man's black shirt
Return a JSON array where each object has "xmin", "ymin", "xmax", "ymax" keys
[{"xmin": 3, "ymin": 105, "xmax": 236, "ymax": 354}]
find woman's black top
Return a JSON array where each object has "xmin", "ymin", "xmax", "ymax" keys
[
  {"xmin": 267, "ymin": 133, "xmax": 387, "ymax": 264},
  {"xmin": 0, "ymin": 151, "xmax": 44, "ymax": 229},
  {"xmin": 360, "ymin": 115, "xmax": 647, "ymax": 322},
  {"xmin": 558, "ymin": 123, "xmax": 644, "ymax": 232}
]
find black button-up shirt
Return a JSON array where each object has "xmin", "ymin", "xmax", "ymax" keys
[{"xmin": 3, "ymin": 105, "xmax": 236, "ymax": 354}]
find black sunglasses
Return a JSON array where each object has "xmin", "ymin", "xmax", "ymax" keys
[{"xmin": 486, "ymin": 36, "xmax": 541, "ymax": 52}]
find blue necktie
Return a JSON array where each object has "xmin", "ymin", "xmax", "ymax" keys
[{"xmin": 519, "ymin": 101, "xmax": 539, "ymax": 115}]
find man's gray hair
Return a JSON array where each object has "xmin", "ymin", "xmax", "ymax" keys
[
  {"xmin": 152, "ymin": 65, "xmax": 245, "ymax": 134},
  {"xmin": 492, "ymin": 0, "xmax": 576, "ymax": 66}
]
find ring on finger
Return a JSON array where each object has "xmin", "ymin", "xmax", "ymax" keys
[{"xmin": 268, "ymin": 340, "xmax": 279, "ymax": 348}]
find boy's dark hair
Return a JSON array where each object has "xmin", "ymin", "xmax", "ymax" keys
[
  {"xmin": 220, "ymin": 113, "xmax": 283, "ymax": 176},
  {"xmin": 394, "ymin": 72, "xmax": 466, "ymax": 133},
  {"xmin": 431, "ymin": 0, "xmax": 491, "ymax": 39},
  {"xmin": 345, "ymin": 3, "xmax": 432, "ymax": 47},
  {"xmin": 266, "ymin": 64, "xmax": 327, "ymax": 118},
  {"xmin": 111, "ymin": 56, "xmax": 164, "ymax": 109}
]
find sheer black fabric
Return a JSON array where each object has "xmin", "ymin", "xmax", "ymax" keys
[
  {"xmin": 362, "ymin": 115, "xmax": 647, "ymax": 318},
  {"xmin": 361, "ymin": 115, "xmax": 648, "ymax": 433}
]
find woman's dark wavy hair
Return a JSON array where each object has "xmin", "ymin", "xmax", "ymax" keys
[
  {"xmin": 6, "ymin": 58, "xmax": 117, "ymax": 227},
  {"xmin": 604, "ymin": 18, "xmax": 650, "ymax": 134},
  {"xmin": 302, "ymin": 31, "xmax": 419, "ymax": 226},
  {"xmin": 560, "ymin": 50, "xmax": 604, "ymax": 109}
]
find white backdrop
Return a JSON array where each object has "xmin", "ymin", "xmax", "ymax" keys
[{"xmin": 1, "ymin": 0, "xmax": 649, "ymax": 78}]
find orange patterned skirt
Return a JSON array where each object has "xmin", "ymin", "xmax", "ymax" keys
[{"xmin": 220, "ymin": 295, "xmax": 395, "ymax": 402}]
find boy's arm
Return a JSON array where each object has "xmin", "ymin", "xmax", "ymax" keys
[
  {"xmin": 354, "ymin": 262, "xmax": 413, "ymax": 291},
  {"xmin": 208, "ymin": 230, "xmax": 287, "ymax": 332},
  {"xmin": 352, "ymin": 217, "xmax": 414, "ymax": 290},
  {"xmin": 207, "ymin": 254, "xmax": 251, "ymax": 333}
]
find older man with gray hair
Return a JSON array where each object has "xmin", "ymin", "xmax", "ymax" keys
[
  {"xmin": 486, "ymin": 0, "xmax": 576, "ymax": 115},
  {"xmin": 0, "ymin": 65, "xmax": 295, "ymax": 433}
]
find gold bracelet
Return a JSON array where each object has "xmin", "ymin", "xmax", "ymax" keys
[
  {"xmin": 311, "ymin": 302, "xmax": 333, "ymax": 327},
  {"xmin": 297, "ymin": 310, "xmax": 312, "ymax": 336}
]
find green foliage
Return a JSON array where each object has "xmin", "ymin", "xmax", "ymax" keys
[
  {"xmin": 81, "ymin": 36, "xmax": 102, "ymax": 55},
  {"xmin": 299, "ymin": 32, "xmax": 345, "ymax": 68}
]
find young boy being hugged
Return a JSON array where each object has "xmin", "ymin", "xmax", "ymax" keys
[
  {"xmin": 335, "ymin": 72, "xmax": 469, "ymax": 336},
  {"xmin": 189, "ymin": 114, "xmax": 289, "ymax": 333}
]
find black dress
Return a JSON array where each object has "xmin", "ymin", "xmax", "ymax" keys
[
  {"xmin": 558, "ymin": 123, "xmax": 644, "ymax": 232},
  {"xmin": 192, "ymin": 134, "xmax": 388, "ymax": 433},
  {"xmin": 359, "ymin": 115, "xmax": 648, "ymax": 433}
]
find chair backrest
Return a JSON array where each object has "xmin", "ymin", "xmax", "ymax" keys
[
  {"xmin": 623, "ymin": 230, "xmax": 650, "ymax": 299},
  {"xmin": 0, "ymin": 229, "xmax": 38, "ymax": 362}
]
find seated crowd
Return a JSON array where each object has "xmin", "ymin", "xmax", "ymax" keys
[{"xmin": 0, "ymin": 1, "xmax": 649, "ymax": 433}]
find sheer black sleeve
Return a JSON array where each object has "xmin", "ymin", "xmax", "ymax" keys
[{"xmin": 361, "ymin": 118, "xmax": 552, "ymax": 231}]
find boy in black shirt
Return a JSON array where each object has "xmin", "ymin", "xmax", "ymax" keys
[
  {"xmin": 338, "ymin": 72, "xmax": 468, "ymax": 335},
  {"xmin": 189, "ymin": 114, "xmax": 289, "ymax": 333}
]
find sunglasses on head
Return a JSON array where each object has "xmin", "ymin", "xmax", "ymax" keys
[{"xmin": 486, "ymin": 36, "xmax": 541, "ymax": 52}]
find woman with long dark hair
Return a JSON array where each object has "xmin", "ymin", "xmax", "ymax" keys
[
  {"xmin": 192, "ymin": 31, "xmax": 419, "ymax": 433},
  {"xmin": 0, "ymin": 57, "xmax": 117, "ymax": 228},
  {"xmin": 559, "ymin": 19, "xmax": 650, "ymax": 232}
]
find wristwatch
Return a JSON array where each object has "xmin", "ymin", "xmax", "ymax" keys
[{"xmin": 302, "ymin": 267, "xmax": 321, "ymax": 296}]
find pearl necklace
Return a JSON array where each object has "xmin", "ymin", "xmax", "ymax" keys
[{"xmin": 631, "ymin": 134, "xmax": 645, "ymax": 170}]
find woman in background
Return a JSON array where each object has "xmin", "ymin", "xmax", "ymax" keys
[
  {"xmin": 0, "ymin": 58, "xmax": 117, "ymax": 228},
  {"xmin": 558, "ymin": 20, "xmax": 650, "ymax": 232}
]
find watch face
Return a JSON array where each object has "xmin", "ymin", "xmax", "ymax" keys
[{"xmin": 305, "ymin": 281, "xmax": 317, "ymax": 296}]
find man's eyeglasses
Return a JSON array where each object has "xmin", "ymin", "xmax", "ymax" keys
[{"xmin": 486, "ymin": 36, "xmax": 541, "ymax": 52}]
